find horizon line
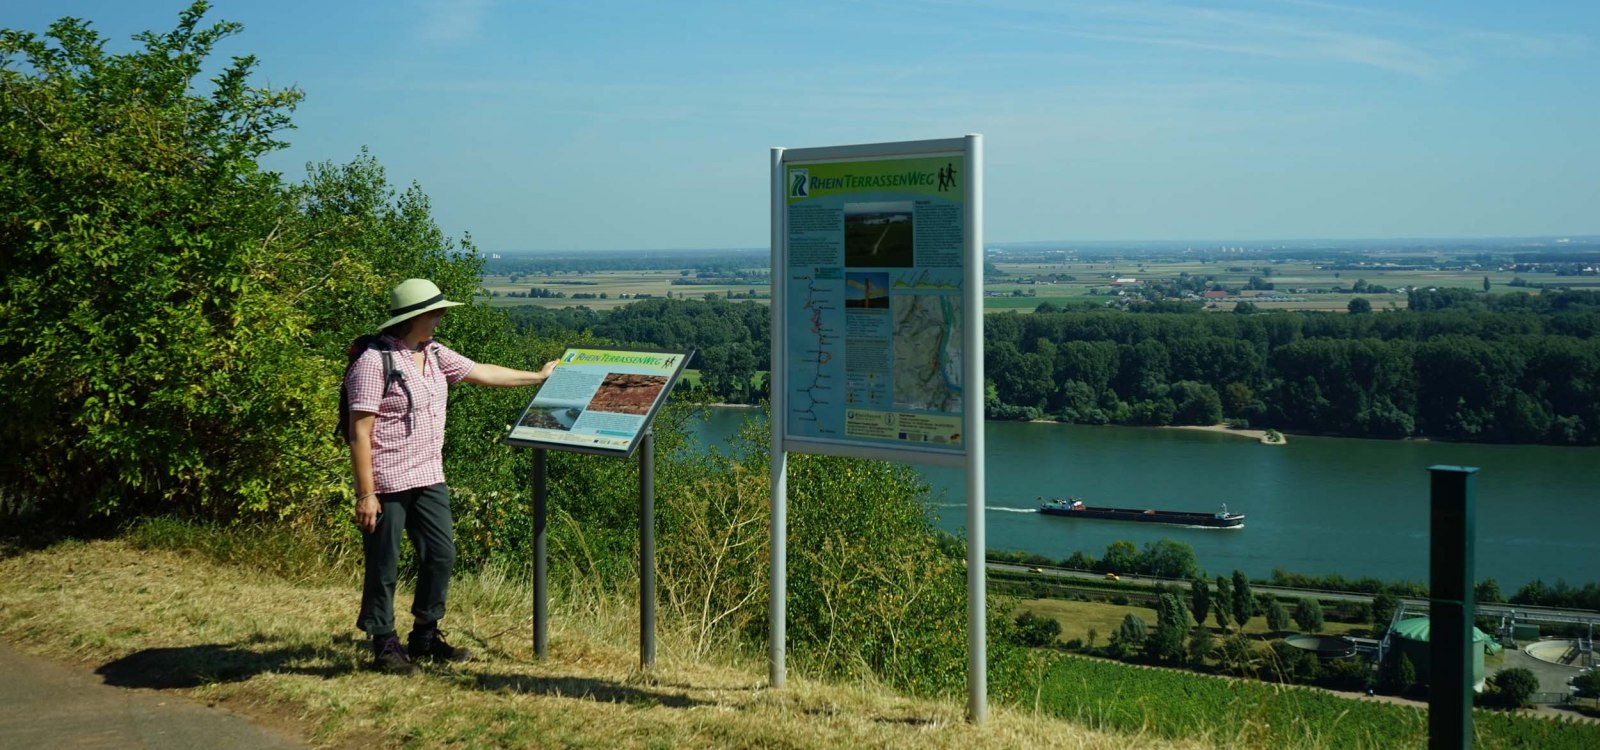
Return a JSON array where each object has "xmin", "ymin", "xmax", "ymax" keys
[{"xmin": 490, "ymin": 233, "xmax": 1600, "ymax": 255}]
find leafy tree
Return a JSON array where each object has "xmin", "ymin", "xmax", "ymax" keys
[
  {"xmin": 1265, "ymin": 597, "xmax": 1291, "ymax": 633},
  {"xmin": 1294, "ymin": 597, "xmax": 1325, "ymax": 633},
  {"xmin": 1144, "ymin": 593, "xmax": 1189, "ymax": 663},
  {"xmin": 1511, "ymin": 578, "xmax": 1551, "ymax": 606},
  {"xmin": 1379, "ymin": 651, "xmax": 1416, "ymax": 695},
  {"xmin": 1348, "ymin": 297, "xmax": 1372, "ymax": 314},
  {"xmin": 1138, "ymin": 539, "xmax": 1199, "ymax": 579},
  {"xmin": 1222, "ymin": 382, "xmax": 1259, "ymax": 419},
  {"xmin": 0, "ymin": 3, "xmax": 329, "ymax": 522},
  {"xmin": 1483, "ymin": 276, "xmax": 1492, "ymax": 293},
  {"xmin": 1190, "ymin": 577, "xmax": 1212, "ymax": 627},
  {"xmin": 1372, "ymin": 592, "xmax": 1400, "ymax": 634},
  {"xmin": 1489, "ymin": 667, "xmax": 1539, "ymax": 708},
  {"xmin": 1100, "ymin": 540, "xmax": 1139, "ymax": 574},
  {"xmin": 1571, "ymin": 669, "xmax": 1600, "ymax": 698},
  {"xmin": 1216, "ymin": 634, "xmax": 1257, "ymax": 675},
  {"xmin": 1114, "ymin": 613, "xmax": 1148, "ymax": 653},
  {"xmin": 1322, "ymin": 658, "xmax": 1372, "ymax": 691},
  {"xmin": 1213, "ymin": 576, "xmax": 1233, "ymax": 632},
  {"xmin": 1268, "ymin": 639, "xmax": 1320, "ymax": 683},
  {"xmin": 1188, "ymin": 628, "xmax": 1216, "ymax": 667},
  {"xmin": 1170, "ymin": 380, "xmax": 1223, "ymax": 425},
  {"xmin": 1232, "ymin": 570, "xmax": 1256, "ymax": 630},
  {"xmin": 1014, "ymin": 611, "xmax": 1062, "ymax": 648}
]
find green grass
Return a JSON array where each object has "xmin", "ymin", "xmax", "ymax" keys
[{"xmin": 1033, "ymin": 652, "xmax": 1600, "ymax": 750}]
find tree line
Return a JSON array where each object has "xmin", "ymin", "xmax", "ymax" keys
[
  {"xmin": 500, "ymin": 288, "xmax": 1600, "ymax": 444},
  {"xmin": 986, "ymin": 291, "xmax": 1600, "ymax": 444}
]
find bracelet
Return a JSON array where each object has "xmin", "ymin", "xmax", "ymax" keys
[{"xmin": 357, "ymin": 492, "xmax": 377, "ymax": 502}]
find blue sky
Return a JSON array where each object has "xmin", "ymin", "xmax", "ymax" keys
[{"xmin": 7, "ymin": 1, "xmax": 1598, "ymax": 251}]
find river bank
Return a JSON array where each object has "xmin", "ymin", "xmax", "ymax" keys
[{"xmin": 1161, "ymin": 424, "xmax": 1288, "ymax": 445}]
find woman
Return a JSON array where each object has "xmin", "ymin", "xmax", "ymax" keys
[{"xmin": 345, "ymin": 278, "xmax": 557, "ymax": 674}]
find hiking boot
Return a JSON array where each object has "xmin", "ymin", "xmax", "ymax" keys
[
  {"xmin": 408, "ymin": 623, "xmax": 472, "ymax": 663},
  {"xmin": 372, "ymin": 633, "xmax": 419, "ymax": 676}
]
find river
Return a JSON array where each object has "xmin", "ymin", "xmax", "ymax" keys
[{"xmin": 688, "ymin": 408, "xmax": 1598, "ymax": 591}]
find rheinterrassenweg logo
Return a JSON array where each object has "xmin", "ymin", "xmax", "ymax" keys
[{"xmin": 788, "ymin": 168, "xmax": 809, "ymax": 198}]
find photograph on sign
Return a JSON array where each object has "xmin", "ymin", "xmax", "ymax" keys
[
  {"xmin": 783, "ymin": 154, "xmax": 966, "ymax": 455},
  {"xmin": 504, "ymin": 348, "xmax": 690, "ymax": 456}
]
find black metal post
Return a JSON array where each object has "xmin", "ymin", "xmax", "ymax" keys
[
  {"xmin": 639, "ymin": 430, "xmax": 656, "ymax": 670},
  {"xmin": 1428, "ymin": 465, "xmax": 1478, "ymax": 750},
  {"xmin": 533, "ymin": 448, "xmax": 548, "ymax": 660}
]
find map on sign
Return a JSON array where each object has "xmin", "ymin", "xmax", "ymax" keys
[
  {"xmin": 783, "ymin": 154, "xmax": 966, "ymax": 455},
  {"xmin": 892, "ymin": 294, "xmax": 962, "ymax": 412},
  {"xmin": 503, "ymin": 348, "xmax": 690, "ymax": 457}
]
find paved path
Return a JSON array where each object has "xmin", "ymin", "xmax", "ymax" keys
[{"xmin": 0, "ymin": 644, "xmax": 304, "ymax": 749}]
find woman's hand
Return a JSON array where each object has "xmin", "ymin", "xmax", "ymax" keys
[{"xmin": 356, "ymin": 494, "xmax": 380, "ymax": 534}]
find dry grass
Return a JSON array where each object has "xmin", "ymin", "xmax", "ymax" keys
[{"xmin": 0, "ymin": 540, "xmax": 1216, "ymax": 750}]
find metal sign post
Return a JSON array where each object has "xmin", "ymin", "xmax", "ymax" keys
[
  {"xmin": 532, "ymin": 448, "xmax": 549, "ymax": 659},
  {"xmin": 962, "ymin": 133, "xmax": 986, "ymax": 724},
  {"xmin": 639, "ymin": 429, "xmax": 656, "ymax": 670},
  {"xmin": 1428, "ymin": 465, "xmax": 1478, "ymax": 750},
  {"xmin": 529, "ymin": 435, "xmax": 660, "ymax": 669},
  {"xmin": 768, "ymin": 146, "xmax": 789, "ymax": 690}
]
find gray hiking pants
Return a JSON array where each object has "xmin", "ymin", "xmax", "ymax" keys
[{"xmin": 356, "ymin": 482, "xmax": 455, "ymax": 636}]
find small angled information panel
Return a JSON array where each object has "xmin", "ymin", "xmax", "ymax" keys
[{"xmin": 503, "ymin": 347, "xmax": 691, "ymax": 458}]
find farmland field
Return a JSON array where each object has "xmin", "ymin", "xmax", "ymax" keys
[
  {"xmin": 480, "ymin": 250, "xmax": 1579, "ymax": 314},
  {"xmin": 479, "ymin": 271, "xmax": 767, "ymax": 310}
]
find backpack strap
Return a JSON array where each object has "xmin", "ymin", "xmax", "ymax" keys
[
  {"xmin": 376, "ymin": 339, "xmax": 416, "ymax": 415},
  {"xmin": 376, "ymin": 343, "xmax": 414, "ymax": 418}
]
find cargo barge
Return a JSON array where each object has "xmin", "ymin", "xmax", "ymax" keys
[{"xmin": 1037, "ymin": 497, "xmax": 1244, "ymax": 528}]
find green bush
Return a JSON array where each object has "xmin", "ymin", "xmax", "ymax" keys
[
  {"xmin": 1488, "ymin": 667, "xmax": 1540, "ymax": 708},
  {"xmin": 0, "ymin": 3, "xmax": 507, "ymax": 528},
  {"xmin": 1015, "ymin": 611, "xmax": 1063, "ymax": 648}
]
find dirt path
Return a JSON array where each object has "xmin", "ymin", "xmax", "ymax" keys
[{"xmin": 0, "ymin": 643, "xmax": 304, "ymax": 749}]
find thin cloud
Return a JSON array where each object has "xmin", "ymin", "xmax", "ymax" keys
[
  {"xmin": 415, "ymin": 0, "xmax": 492, "ymax": 45},
  {"xmin": 914, "ymin": 0, "xmax": 1586, "ymax": 79}
]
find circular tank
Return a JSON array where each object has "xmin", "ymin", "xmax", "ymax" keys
[
  {"xmin": 1524, "ymin": 639, "xmax": 1588, "ymax": 667},
  {"xmin": 1284, "ymin": 634, "xmax": 1357, "ymax": 660},
  {"xmin": 1389, "ymin": 617, "xmax": 1489, "ymax": 687}
]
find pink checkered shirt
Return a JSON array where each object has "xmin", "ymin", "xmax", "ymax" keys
[{"xmin": 345, "ymin": 336, "xmax": 476, "ymax": 494}]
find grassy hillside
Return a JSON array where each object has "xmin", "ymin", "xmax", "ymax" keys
[{"xmin": 0, "ymin": 535, "xmax": 1203, "ymax": 750}]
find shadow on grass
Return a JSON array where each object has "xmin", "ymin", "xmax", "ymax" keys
[
  {"xmin": 96, "ymin": 642, "xmax": 346, "ymax": 689},
  {"xmin": 467, "ymin": 671, "xmax": 707, "ymax": 709}
]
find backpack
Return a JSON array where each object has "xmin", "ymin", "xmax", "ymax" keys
[{"xmin": 336, "ymin": 335, "xmax": 435, "ymax": 443}]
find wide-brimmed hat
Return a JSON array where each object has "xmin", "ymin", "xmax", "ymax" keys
[{"xmin": 381, "ymin": 278, "xmax": 464, "ymax": 330}]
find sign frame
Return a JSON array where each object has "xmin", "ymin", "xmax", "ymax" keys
[
  {"xmin": 769, "ymin": 135, "xmax": 986, "ymax": 722},
  {"xmin": 775, "ymin": 139, "xmax": 975, "ymax": 468}
]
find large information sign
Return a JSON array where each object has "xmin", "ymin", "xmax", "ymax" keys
[
  {"xmin": 782, "ymin": 149, "xmax": 969, "ymax": 460},
  {"xmin": 503, "ymin": 348, "xmax": 690, "ymax": 457},
  {"xmin": 769, "ymin": 136, "xmax": 985, "ymax": 722}
]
